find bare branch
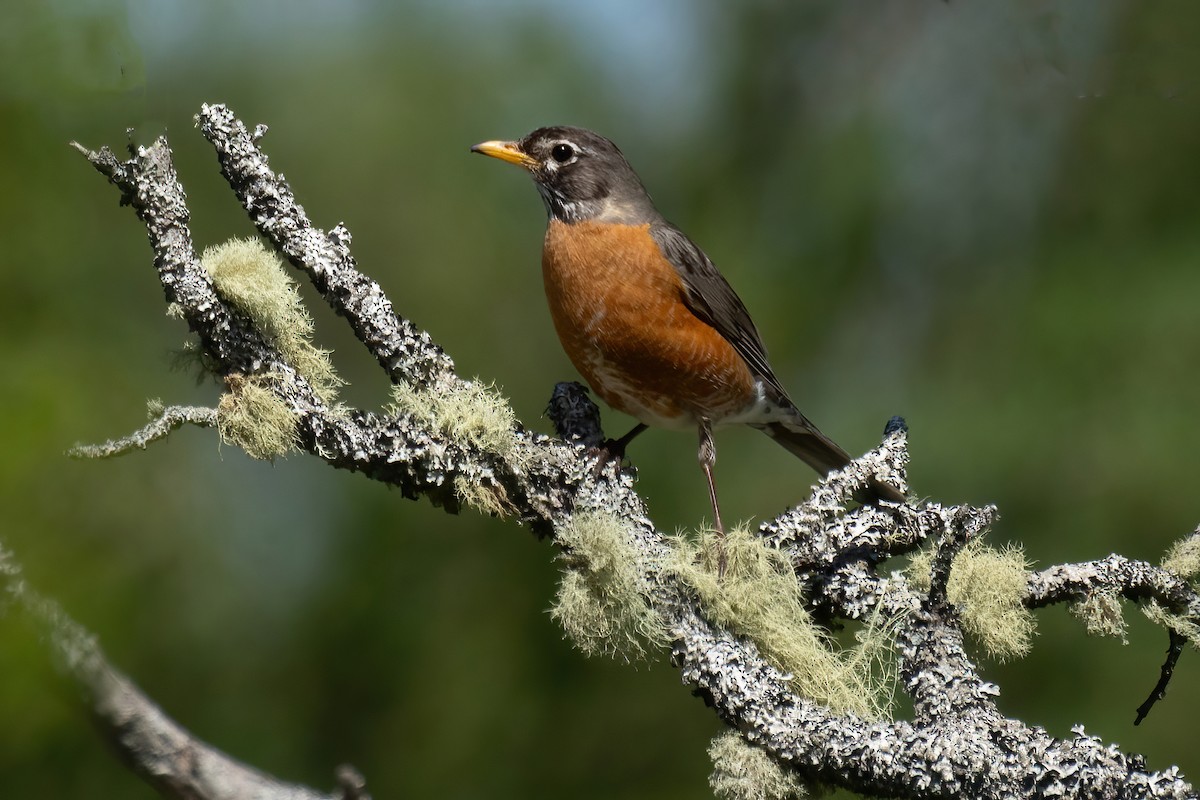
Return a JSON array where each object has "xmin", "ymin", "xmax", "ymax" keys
[
  {"xmin": 1137, "ymin": 633, "xmax": 1187, "ymax": 726},
  {"xmin": 0, "ymin": 544, "xmax": 349, "ymax": 800}
]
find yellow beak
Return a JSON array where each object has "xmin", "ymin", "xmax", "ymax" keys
[{"xmin": 470, "ymin": 140, "xmax": 537, "ymax": 169}]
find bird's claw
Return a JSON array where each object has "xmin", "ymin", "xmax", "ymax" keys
[{"xmin": 588, "ymin": 437, "xmax": 631, "ymax": 480}]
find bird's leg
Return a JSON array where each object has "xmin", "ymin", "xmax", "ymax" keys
[
  {"xmin": 698, "ymin": 418, "xmax": 727, "ymax": 578},
  {"xmin": 591, "ymin": 423, "xmax": 648, "ymax": 478},
  {"xmin": 608, "ymin": 422, "xmax": 648, "ymax": 458}
]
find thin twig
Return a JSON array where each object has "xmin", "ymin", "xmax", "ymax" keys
[
  {"xmin": 1136, "ymin": 632, "xmax": 1188, "ymax": 725},
  {"xmin": 69, "ymin": 405, "xmax": 217, "ymax": 459}
]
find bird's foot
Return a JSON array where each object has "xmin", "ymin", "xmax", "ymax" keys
[
  {"xmin": 588, "ymin": 436, "xmax": 633, "ymax": 480},
  {"xmin": 587, "ymin": 423, "xmax": 647, "ymax": 481}
]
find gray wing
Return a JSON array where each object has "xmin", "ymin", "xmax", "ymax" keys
[
  {"xmin": 650, "ymin": 223, "xmax": 886, "ymax": 489},
  {"xmin": 649, "ymin": 222, "xmax": 792, "ymax": 404}
]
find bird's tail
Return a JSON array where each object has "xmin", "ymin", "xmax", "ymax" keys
[{"xmin": 754, "ymin": 415, "xmax": 906, "ymax": 505}]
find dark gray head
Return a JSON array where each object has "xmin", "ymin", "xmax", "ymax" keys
[{"xmin": 472, "ymin": 126, "xmax": 662, "ymax": 225}]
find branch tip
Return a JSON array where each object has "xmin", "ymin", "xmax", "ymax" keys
[
  {"xmin": 70, "ymin": 405, "xmax": 217, "ymax": 459},
  {"xmin": 335, "ymin": 764, "xmax": 370, "ymax": 800},
  {"xmin": 1135, "ymin": 631, "xmax": 1187, "ymax": 725}
]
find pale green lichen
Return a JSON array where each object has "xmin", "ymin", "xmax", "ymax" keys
[
  {"xmin": 1148, "ymin": 533, "xmax": 1200, "ymax": 649},
  {"xmin": 389, "ymin": 380, "xmax": 522, "ymax": 464},
  {"xmin": 452, "ymin": 474, "xmax": 517, "ymax": 518},
  {"xmin": 908, "ymin": 539, "xmax": 1034, "ymax": 662},
  {"xmin": 216, "ymin": 373, "xmax": 298, "ymax": 460},
  {"xmin": 550, "ymin": 511, "xmax": 669, "ymax": 662},
  {"xmin": 1070, "ymin": 591, "xmax": 1128, "ymax": 644},
  {"xmin": 389, "ymin": 377, "xmax": 525, "ymax": 516},
  {"xmin": 708, "ymin": 731, "xmax": 817, "ymax": 800},
  {"xmin": 201, "ymin": 237, "xmax": 342, "ymax": 404},
  {"xmin": 672, "ymin": 527, "xmax": 896, "ymax": 719},
  {"xmin": 1163, "ymin": 534, "xmax": 1200, "ymax": 581},
  {"xmin": 1143, "ymin": 600, "xmax": 1200, "ymax": 650}
]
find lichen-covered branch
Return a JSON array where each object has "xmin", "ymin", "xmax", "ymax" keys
[
  {"xmin": 68, "ymin": 403, "xmax": 216, "ymax": 459},
  {"xmin": 196, "ymin": 104, "xmax": 455, "ymax": 389},
  {"xmin": 1026, "ymin": 553, "xmax": 1200, "ymax": 616},
  {"xmin": 60, "ymin": 104, "xmax": 1200, "ymax": 799}
]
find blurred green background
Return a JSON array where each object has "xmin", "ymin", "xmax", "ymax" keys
[{"xmin": 4, "ymin": 0, "xmax": 1200, "ymax": 796}]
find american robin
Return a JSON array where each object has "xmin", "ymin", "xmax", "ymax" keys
[{"xmin": 472, "ymin": 126, "xmax": 904, "ymax": 540}]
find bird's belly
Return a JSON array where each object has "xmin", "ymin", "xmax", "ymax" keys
[{"xmin": 543, "ymin": 220, "xmax": 757, "ymax": 429}]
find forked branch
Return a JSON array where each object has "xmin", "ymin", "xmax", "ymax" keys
[{"xmin": 49, "ymin": 104, "xmax": 1200, "ymax": 799}]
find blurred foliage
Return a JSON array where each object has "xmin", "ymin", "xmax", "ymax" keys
[{"xmin": 2, "ymin": 0, "xmax": 1200, "ymax": 796}]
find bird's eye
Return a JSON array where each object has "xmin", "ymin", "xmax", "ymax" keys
[{"xmin": 550, "ymin": 143, "xmax": 575, "ymax": 163}]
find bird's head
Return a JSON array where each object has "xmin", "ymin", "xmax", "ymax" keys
[{"xmin": 471, "ymin": 126, "xmax": 659, "ymax": 225}]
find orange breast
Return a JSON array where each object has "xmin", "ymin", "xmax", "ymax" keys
[{"xmin": 542, "ymin": 220, "xmax": 756, "ymax": 429}]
